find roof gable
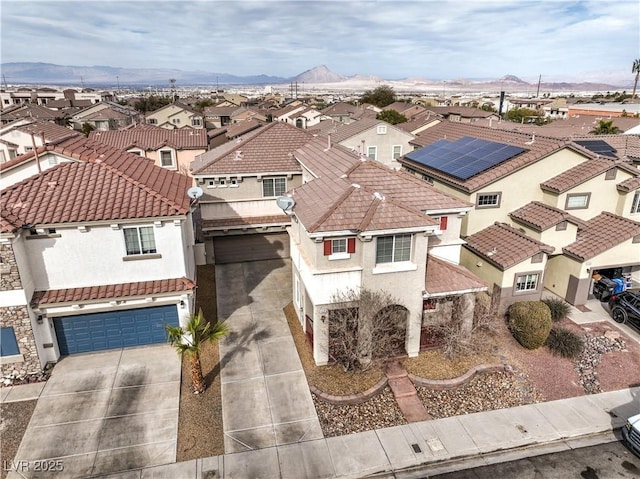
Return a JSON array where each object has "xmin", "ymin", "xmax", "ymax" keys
[{"xmin": 509, "ymin": 201, "xmax": 585, "ymax": 231}]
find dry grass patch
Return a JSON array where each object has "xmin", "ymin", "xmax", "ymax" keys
[
  {"xmin": 403, "ymin": 332, "xmax": 503, "ymax": 380},
  {"xmin": 284, "ymin": 302, "xmax": 384, "ymax": 395},
  {"xmin": 176, "ymin": 264, "xmax": 225, "ymax": 461}
]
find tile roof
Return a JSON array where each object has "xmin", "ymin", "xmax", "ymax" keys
[
  {"xmin": 321, "ymin": 102, "xmax": 360, "ymax": 116},
  {"xmin": 225, "ymin": 118, "xmax": 264, "ymax": 138},
  {"xmin": 89, "ymin": 123, "xmax": 208, "ymax": 150},
  {"xmin": 425, "ymin": 255, "xmax": 488, "ymax": 296},
  {"xmin": 10, "ymin": 119, "xmax": 81, "ymax": 142},
  {"xmin": 463, "ymin": 222, "xmax": 553, "ymax": 270},
  {"xmin": 31, "ymin": 277, "xmax": 196, "ymax": 306},
  {"xmin": 562, "ymin": 212, "xmax": 640, "ymax": 261},
  {"xmin": 509, "ymin": 201, "xmax": 585, "ymax": 231},
  {"xmin": 1, "ymin": 104, "xmax": 67, "ymax": 121},
  {"xmin": 539, "ymin": 158, "xmax": 636, "ymax": 194},
  {"xmin": 617, "ymin": 175, "xmax": 640, "ymax": 192},
  {"xmin": 1, "ymin": 136, "xmax": 191, "ymax": 232},
  {"xmin": 203, "ymin": 105, "xmax": 238, "ymax": 117},
  {"xmin": 426, "ymin": 106, "xmax": 496, "ymax": 119},
  {"xmin": 294, "ymin": 137, "xmax": 362, "ymax": 179},
  {"xmin": 402, "ymin": 121, "xmax": 594, "ymax": 193},
  {"xmin": 190, "ymin": 122, "xmax": 311, "ymax": 175},
  {"xmin": 292, "ymin": 175, "xmax": 438, "ymax": 234},
  {"xmin": 318, "ymin": 117, "xmax": 402, "ymax": 143},
  {"xmin": 200, "ymin": 215, "xmax": 288, "ymax": 229}
]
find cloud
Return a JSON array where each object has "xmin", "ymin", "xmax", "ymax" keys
[{"xmin": 1, "ymin": 0, "xmax": 637, "ymax": 83}]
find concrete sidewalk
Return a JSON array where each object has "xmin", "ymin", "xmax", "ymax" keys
[
  {"xmin": 108, "ymin": 386, "xmax": 639, "ymax": 478},
  {"xmin": 216, "ymin": 260, "xmax": 323, "ymax": 454}
]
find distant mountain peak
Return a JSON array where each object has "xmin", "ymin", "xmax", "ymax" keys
[
  {"xmin": 292, "ymin": 65, "xmax": 346, "ymax": 84},
  {"xmin": 499, "ymin": 74, "xmax": 528, "ymax": 84}
]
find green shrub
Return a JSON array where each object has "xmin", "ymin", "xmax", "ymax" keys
[
  {"xmin": 508, "ymin": 301, "xmax": 552, "ymax": 349},
  {"xmin": 546, "ymin": 327, "xmax": 584, "ymax": 359},
  {"xmin": 542, "ymin": 297, "xmax": 571, "ymax": 322}
]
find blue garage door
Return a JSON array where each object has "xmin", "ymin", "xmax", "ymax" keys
[{"xmin": 54, "ymin": 305, "xmax": 179, "ymax": 355}]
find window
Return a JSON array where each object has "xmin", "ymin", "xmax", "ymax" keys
[
  {"xmin": 0, "ymin": 327, "xmax": 20, "ymax": 357},
  {"xmin": 262, "ymin": 177, "xmax": 286, "ymax": 197},
  {"xmin": 392, "ymin": 145, "xmax": 402, "ymax": 160},
  {"xmin": 323, "ymin": 238, "xmax": 356, "ymax": 256},
  {"xmin": 148, "ymin": 118, "xmax": 157, "ymax": 125},
  {"xmin": 206, "ymin": 179, "xmax": 215, "ymax": 189},
  {"xmin": 160, "ymin": 150, "xmax": 174, "ymax": 167},
  {"xmin": 565, "ymin": 193, "xmax": 590, "ymax": 210},
  {"xmin": 367, "ymin": 146, "xmax": 377, "ymax": 161},
  {"xmin": 230, "ymin": 178, "xmax": 238, "ymax": 187},
  {"xmin": 376, "ymin": 234, "xmax": 411, "ymax": 264},
  {"xmin": 377, "ymin": 125, "xmax": 387, "ymax": 134},
  {"xmin": 631, "ymin": 192, "xmax": 640, "ymax": 214},
  {"xmin": 123, "ymin": 226, "xmax": 156, "ymax": 255},
  {"xmin": 605, "ymin": 169, "xmax": 617, "ymax": 180},
  {"xmin": 172, "ymin": 118, "xmax": 180, "ymax": 124},
  {"xmin": 556, "ymin": 221, "xmax": 567, "ymax": 231},
  {"xmin": 129, "ymin": 150, "xmax": 142, "ymax": 156},
  {"xmin": 515, "ymin": 273, "xmax": 539, "ymax": 292},
  {"xmin": 476, "ymin": 192, "xmax": 501, "ymax": 208},
  {"xmin": 435, "ymin": 216, "xmax": 448, "ymax": 231},
  {"xmin": 192, "ymin": 118, "xmax": 202, "ymax": 127}
]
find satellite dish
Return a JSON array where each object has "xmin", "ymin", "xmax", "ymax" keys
[
  {"xmin": 276, "ymin": 196, "xmax": 295, "ymax": 211},
  {"xmin": 187, "ymin": 186, "xmax": 204, "ymax": 199}
]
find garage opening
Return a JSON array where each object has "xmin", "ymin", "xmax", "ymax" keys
[
  {"xmin": 212, "ymin": 233, "xmax": 290, "ymax": 264},
  {"xmin": 54, "ymin": 305, "xmax": 179, "ymax": 355}
]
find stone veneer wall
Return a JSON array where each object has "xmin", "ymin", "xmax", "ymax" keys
[{"xmin": 0, "ymin": 242, "xmax": 41, "ymax": 375}]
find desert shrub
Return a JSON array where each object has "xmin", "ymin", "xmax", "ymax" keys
[
  {"xmin": 542, "ymin": 297, "xmax": 571, "ymax": 322},
  {"xmin": 508, "ymin": 301, "xmax": 552, "ymax": 349},
  {"xmin": 546, "ymin": 327, "xmax": 584, "ymax": 359}
]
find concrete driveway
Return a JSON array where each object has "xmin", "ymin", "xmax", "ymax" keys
[
  {"xmin": 216, "ymin": 259, "xmax": 323, "ymax": 454},
  {"xmin": 8, "ymin": 344, "xmax": 180, "ymax": 479}
]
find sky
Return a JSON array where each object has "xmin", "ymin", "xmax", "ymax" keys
[{"xmin": 1, "ymin": 0, "xmax": 639, "ymax": 84}]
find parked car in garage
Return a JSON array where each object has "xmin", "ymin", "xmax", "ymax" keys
[
  {"xmin": 608, "ymin": 291, "xmax": 640, "ymax": 329},
  {"xmin": 623, "ymin": 413, "xmax": 640, "ymax": 457}
]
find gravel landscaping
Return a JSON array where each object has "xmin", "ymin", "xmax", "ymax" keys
[{"xmin": 0, "ymin": 400, "xmax": 36, "ymax": 479}]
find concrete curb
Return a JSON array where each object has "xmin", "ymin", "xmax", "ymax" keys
[{"xmin": 408, "ymin": 364, "xmax": 512, "ymax": 390}]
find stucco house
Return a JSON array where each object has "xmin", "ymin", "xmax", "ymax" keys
[
  {"xmin": 287, "ymin": 138, "xmax": 486, "ymax": 365},
  {"xmin": 190, "ymin": 121, "xmax": 312, "ymax": 264},
  {"xmin": 70, "ymin": 101, "xmax": 141, "ymax": 131},
  {"xmin": 146, "ymin": 102, "xmax": 204, "ymax": 129},
  {"xmin": 89, "ymin": 123, "xmax": 207, "ymax": 176},
  {"xmin": 399, "ymin": 121, "xmax": 640, "ymax": 307},
  {"xmin": 0, "ymin": 137, "xmax": 196, "ymax": 375},
  {"xmin": 318, "ymin": 117, "xmax": 416, "ymax": 170},
  {"xmin": 0, "ymin": 118, "xmax": 80, "ymax": 164}
]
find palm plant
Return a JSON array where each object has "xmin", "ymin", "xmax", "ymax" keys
[
  {"xmin": 632, "ymin": 59, "xmax": 640, "ymax": 100},
  {"xmin": 590, "ymin": 119, "xmax": 620, "ymax": 135},
  {"xmin": 166, "ymin": 309, "xmax": 230, "ymax": 394}
]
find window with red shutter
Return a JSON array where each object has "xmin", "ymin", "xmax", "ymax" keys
[
  {"xmin": 347, "ymin": 237, "xmax": 356, "ymax": 253},
  {"xmin": 439, "ymin": 216, "xmax": 448, "ymax": 231}
]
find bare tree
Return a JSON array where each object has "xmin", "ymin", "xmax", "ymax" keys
[
  {"xmin": 433, "ymin": 292, "xmax": 498, "ymax": 359},
  {"xmin": 327, "ymin": 288, "xmax": 407, "ymax": 371}
]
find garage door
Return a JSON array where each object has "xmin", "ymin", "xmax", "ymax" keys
[
  {"xmin": 54, "ymin": 305, "xmax": 179, "ymax": 355},
  {"xmin": 213, "ymin": 233, "xmax": 290, "ymax": 264}
]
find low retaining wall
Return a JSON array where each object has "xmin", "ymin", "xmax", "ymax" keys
[
  {"xmin": 310, "ymin": 376, "xmax": 388, "ymax": 405},
  {"xmin": 409, "ymin": 364, "xmax": 513, "ymax": 390}
]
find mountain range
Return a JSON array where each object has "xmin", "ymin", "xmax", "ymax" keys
[{"xmin": 0, "ymin": 63, "xmax": 628, "ymax": 92}]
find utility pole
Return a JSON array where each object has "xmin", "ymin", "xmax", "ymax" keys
[{"xmin": 536, "ymin": 74, "xmax": 542, "ymax": 98}]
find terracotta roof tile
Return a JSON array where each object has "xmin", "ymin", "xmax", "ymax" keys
[
  {"xmin": 617, "ymin": 175, "xmax": 640, "ymax": 192},
  {"xmin": 201, "ymin": 215, "xmax": 288, "ymax": 229},
  {"xmin": 401, "ymin": 121, "xmax": 596, "ymax": 193},
  {"xmin": 540, "ymin": 158, "xmax": 635, "ymax": 194},
  {"xmin": 89, "ymin": 123, "xmax": 208, "ymax": 150},
  {"xmin": 425, "ymin": 255, "xmax": 488, "ymax": 296},
  {"xmin": 463, "ymin": 222, "xmax": 553, "ymax": 270},
  {"xmin": 10, "ymin": 119, "xmax": 81, "ymax": 143},
  {"xmin": 562, "ymin": 212, "xmax": 640, "ymax": 261},
  {"xmin": 191, "ymin": 122, "xmax": 310, "ymax": 175},
  {"xmin": 225, "ymin": 118, "xmax": 264, "ymax": 138},
  {"xmin": 509, "ymin": 201, "xmax": 586, "ymax": 231},
  {"xmin": 1, "ymin": 137, "xmax": 191, "ymax": 232},
  {"xmin": 31, "ymin": 277, "xmax": 195, "ymax": 306},
  {"xmin": 294, "ymin": 138, "xmax": 362, "ymax": 179}
]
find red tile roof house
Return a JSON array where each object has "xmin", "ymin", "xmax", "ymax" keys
[
  {"xmin": 0, "ymin": 136, "xmax": 197, "ymax": 375},
  {"xmin": 398, "ymin": 121, "xmax": 640, "ymax": 307},
  {"xmin": 189, "ymin": 122, "xmax": 313, "ymax": 264},
  {"xmin": 0, "ymin": 118, "xmax": 80, "ymax": 163},
  {"xmin": 88, "ymin": 123, "xmax": 208, "ymax": 177},
  {"xmin": 287, "ymin": 138, "xmax": 486, "ymax": 365}
]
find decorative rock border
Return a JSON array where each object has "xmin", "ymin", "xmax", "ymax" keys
[
  {"xmin": 408, "ymin": 364, "xmax": 513, "ymax": 390},
  {"xmin": 310, "ymin": 376, "xmax": 388, "ymax": 405}
]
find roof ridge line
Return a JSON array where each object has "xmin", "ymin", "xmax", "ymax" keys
[
  {"xmin": 308, "ymin": 184, "xmax": 355, "ymax": 232},
  {"xmin": 356, "ymin": 196, "xmax": 381, "ymax": 231}
]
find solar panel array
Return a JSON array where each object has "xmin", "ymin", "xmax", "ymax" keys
[
  {"xmin": 574, "ymin": 140, "xmax": 617, "ymax": 158},
  {"xmin": 405, "ymin": 136, "xmax": 527, "ymax": 180}
]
